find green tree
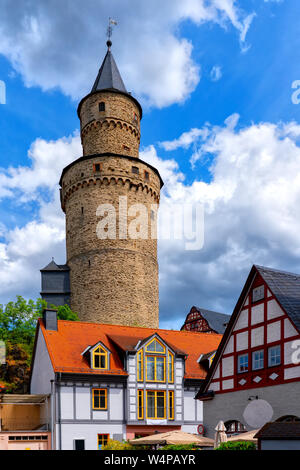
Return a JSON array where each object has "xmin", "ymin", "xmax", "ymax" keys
[
  {"xmin": 0, "ymin": 296, "xmax": 43, "ymax": 347},
  {"xmin": 0, "ymin": 296, "xmax": 79, "ymax": 394}
]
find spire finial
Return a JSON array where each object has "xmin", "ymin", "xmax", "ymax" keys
[{"xmin": 107, "ymin": 17, "xmax": 118, "ymax": 50}]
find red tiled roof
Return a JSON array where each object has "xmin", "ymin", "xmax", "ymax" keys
[{"xmin": 39, "ymin": 319, "xmax": 222, "ymax": 379}]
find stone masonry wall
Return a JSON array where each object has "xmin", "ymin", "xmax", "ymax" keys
[
  {"xmin": 61, "ymin": 155, "xmax": 161, "ymax": 327},
  {"xmin": 79, "ymin": 92, "xmax": 141, "ymax": 157}
]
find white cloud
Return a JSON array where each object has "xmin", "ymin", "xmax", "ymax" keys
[
  {"xmin": 0, "ymin": 133, "xmax": 80, "ymax": 200},
  {"xmin": 210, "ymin": 65, "xmax": 223, "ymax": 82},
  {"xmin": 144, "ymin": 116, "xmax": 300, "ymax": 327},
  {"xmin": 0, "ymin": 134, "xmax": 79, "ymax": 302},
  {"xmin": 0, "ymin": 0, "xmax": 255, "ymax": 108},
  {"xmin": 3, "ymin": 115, "xmax": 300, "ymax": 329}
]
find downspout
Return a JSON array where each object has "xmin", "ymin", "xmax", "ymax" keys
[
  {"xmin": 50, "ymin": 379, "xmax": 55, "ymax": 450},
  {"xmin": 57, "ymin": 373, "xmax": 62, "ymax": 451}
]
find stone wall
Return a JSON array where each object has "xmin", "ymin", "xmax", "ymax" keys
[
  {"xmin": 79, "ymin": 91, "xmax": 141, "ymax": 157},
  {"xmin": 61, "ymin": 155, "xmax": 161, "ymax": 327}
]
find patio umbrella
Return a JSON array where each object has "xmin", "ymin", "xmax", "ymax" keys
[
  {"xmin": 227, "ymin": 429, "xmax": 259, "ymax": 443},
  {"xmin": 214, "ymin": 421, "xmax": 228, "ymax": 449},
  {"xmin": 130, "ymin": 430, "xmax": 214, "ymax": 447}
]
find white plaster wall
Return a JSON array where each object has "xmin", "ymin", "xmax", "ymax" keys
[
  {"xmin": 203, "ymin": 381, "xmax": 300, "ymax": 439},
  {"xmin": 110, "ymin": 388, "xmax": 123, "ymax": 420},
  {"xmin": 251, "ymin": 304, "xmax": 264, "ymax": 325},
  {"xmin": 267, "ymin": 321, "xmax": 281, "ymax": 343},
  {"xmin": 184, "ymin": 391, "xmax": 196, "ymax": 421},
  {"xmin": 30, "ymin": 329, "xmax": 54, "ymax": 394},
  {"xmin": 210, "ymin": 382, "xmax": 220, "ymax": 392},
  {"xmin": 224, "ymin": 337, "xmax": 234, "ymax": 355},
  {"xmin": 236, "ymin": 331, "xmax": 248, "ymax": 351},
  {"xmin": 58, "ymin": 423, "xmax": 126, "ymax": 450},
  {"xmin": 196, "ymin": 400, "xmax": 203, "ymax": 422},
  {"xmin": 284, "ymin": 341, "xmax": 295, "ymax": 365},
  {"xmin": 181, "ymin": 424, "xmax": 200, "ymax": 434},
  {"xmin": 251, "ymin": 326, "xmax": 264, "ymax": 348},
  {"xmin": 284, "ymin": 318, "xmax": 298, "ymax": 338},
  {"xmin": 284, "ymin": 366, "xmax": 300, "ymax": 380},
  {"xmin": 222, "ymin": 356, "xmax": 234, "ymax": 377},
  {"xmin": 61, "ymin": 387, "xmax": 74, "ymax": 420},
  {"xmin": 222, "ymin": 379, "xmax": 234, "ymax": 390},
  {"xmin": 75, "ymin": 387, "xmax": 91, "ymax": 420},
  {"xmin": 233, "ymin": 309, "xmax": 248, "ymax": 331},
  {"xmin": 213, "ymin": 365, "xmax": 220, "ymax": 380},
  {"xmin": 267, "ymin": 299, "xmax": 284, "ymax": 320}
]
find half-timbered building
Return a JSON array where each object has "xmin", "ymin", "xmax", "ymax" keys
[
  {"xmin": 30, "ymin": 310, "xmax": 222, "ymax": 450},
  {"xmin": 196, "ymin": 265, "xmax": 300, "ymax": 438}
]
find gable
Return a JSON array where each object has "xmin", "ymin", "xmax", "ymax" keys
[{"xmin": 198, "ymin": 266, "xmax": 300, "ymax": 397}]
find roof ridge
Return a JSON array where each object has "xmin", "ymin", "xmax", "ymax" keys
[
  {"xmin": 53, "ymin": 319, "xmax": 222, "ymax": 336},
  {"xmin": 255, "ymin": 264, "xmax": 300, "ymax": 278}
]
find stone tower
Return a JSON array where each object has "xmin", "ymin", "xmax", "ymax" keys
[{"xmin": 59, "ymin": 41, "xmax": 163, "ymax": 328}]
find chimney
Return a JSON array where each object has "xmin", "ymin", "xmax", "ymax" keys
[{"xmin": 43, "ymin": 308, "xmax": 58, "ymax": 331}]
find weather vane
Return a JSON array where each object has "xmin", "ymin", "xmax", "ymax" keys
[{"xmin": 107, "ymin": 17, "xmax": 118, "ymax": 49}]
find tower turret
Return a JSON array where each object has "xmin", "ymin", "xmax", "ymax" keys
[{"xmin": 59, "ymin": 41, "xmax": 163, "ymax": 327}]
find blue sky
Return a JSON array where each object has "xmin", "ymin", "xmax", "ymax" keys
[{"xmin": 0, "ymin": 0, "xmax": 300, "ymax": 329}]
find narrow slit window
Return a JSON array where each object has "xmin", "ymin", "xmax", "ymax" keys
[
  {"xmin": 168, "ymin": 351, "xmax": 174, "ymax": 383},
  {"xmin": 93, "ymin": 163, "xmax": 102, "ymax": 173},
  {"xmin": 137, "ymin": 390, "xmax": 144, "ymax": 420},
  {"xmin": 99, "ymin": 102, "xmax": 105, "ymax": 112},
  {"xmin": 137, "ymin": 350, "xmax": 143, "ymax": 382},
  {"xmin": 168, "ymin": 391, "xmax": 174, "ymax": 420},
  {"xmin": 132, "ymin": 166, "xmax": 139, "ymax": 175}
]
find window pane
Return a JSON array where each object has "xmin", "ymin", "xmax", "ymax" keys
[
  {"xmin": 137, "ymin": 352, "xmax": 143, "ymax": 381},
  {"xmin": 157, "ymin": 393, "xmax": 165, "ymax": 418},
  {"xmin": 146, "ymin": 357, "xmax": 155, "ymax": 380},
  {"xmin": 100, "ymin": 355, "xmax": 106, "ymax": 368},
  {"xmin": 100, "ymin": 394, "xmax": 106, "ymax": 409},
  {"xmin": 252, "ymin": 350, "xmax": 264, "ymax": 370},
  {"xmin": 94, "ymin": 355, "xmax": 100, "ymax": 368},
  {"xmin": 156, "ymin": 357, "xmax": 165, "ymax": 381},
  {"xmin": 94, "ymin": 394, "xmax": 100, "ymax": 409},
  {"xmin": 147, "ymin": 392, "xmax": 155, "ymax": 418},
  {"xmin": 146, "ymin": 339, "xmax": 165, "ymax": 353},
  {"xmin": 238, "ymin": 354, "xmax": 248, "ymax": 373},
  {"xmin": 268, "ymin": 346, "xmax": 281, "ymax": 366}
]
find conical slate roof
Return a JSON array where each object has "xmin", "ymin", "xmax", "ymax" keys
[{"xmin": 92, "ymin": 48, "xmax": 127, "ymax": 93}]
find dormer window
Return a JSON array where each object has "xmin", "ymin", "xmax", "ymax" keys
[
  {"xmin": 93, "ymin": 346, "xmax": 108, "ymax": 369},
  {"xmin": 137, "ymin": 337, "xmax": 174, "ymax": 385}
]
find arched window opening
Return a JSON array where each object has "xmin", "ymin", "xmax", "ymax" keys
[
  {"xmin": 225, "ymin": 420, "xmax": 247, "ymax": 436},
  {"xmin": 276, "ymin": 415, "xmax": 300, "ymax": 423}
]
